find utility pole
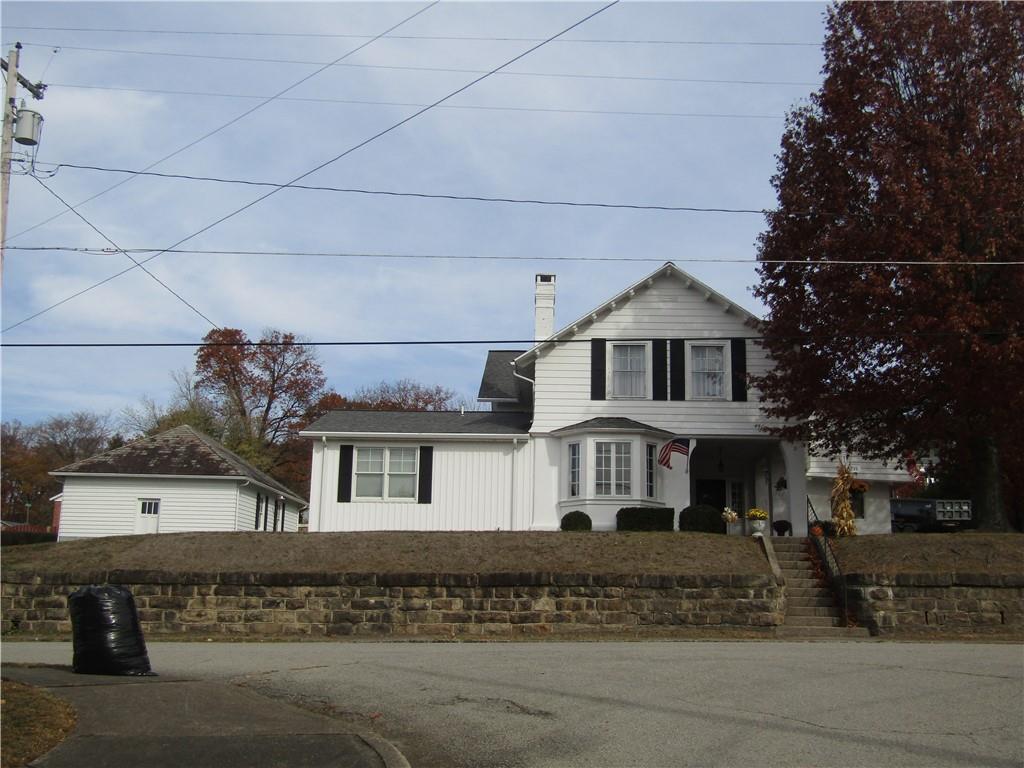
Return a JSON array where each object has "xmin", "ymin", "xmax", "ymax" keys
[{"xmin": 1, "ymin": 42, "xmax": 46, "ymax": 289}]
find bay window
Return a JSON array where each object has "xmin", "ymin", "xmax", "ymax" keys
[{"xmin": 596, "ymin": 441, "xmax": 631, "ymax": 496}]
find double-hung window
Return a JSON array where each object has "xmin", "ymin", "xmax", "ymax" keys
[
  {"xmin": 355, "ymin": 447, "xmax": 417, "ymax": 500},
  {"xmin": 611, "ymin": 343, "xmax": 646, "ymax": 398},
  {"xmin": 568, "ymin": 443, "xmax": 581, "ymax": 498},
  {"xmin": 596, "ymin": 441, "xmax": 631, "ymax": 496},
  {"xmin": 645, "ymin": 444, "xmax": 657, "ymax": 498},
  {"xmin": 691, "ymin": 343, "xmax": 726, "ymax": 399}
]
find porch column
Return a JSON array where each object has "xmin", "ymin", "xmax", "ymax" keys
[{"xmin": 780, "ymin": 441, "xmax": 808, "ymax": 536}]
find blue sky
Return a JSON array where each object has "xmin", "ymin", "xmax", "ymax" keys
[{"xmin": 1, "ymin": 1, "xmax": 828, "ymax": 425}]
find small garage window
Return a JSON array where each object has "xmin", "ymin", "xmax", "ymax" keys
[{"xmin": 140, "ymin": 499, "xmax": 160, "ymax": 515}]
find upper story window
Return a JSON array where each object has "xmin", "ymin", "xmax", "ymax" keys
[
  {"xmin": 568, "ymin": 442, "xmax": 581, "ymax": 497},
  {"xmin": 596, "ymin": 441, "xmax": 631, "ymax": 496},
  {"xmin": 609, "ymin": 342, "xmax": 650, "ymax": 398},
  {"xmin": 355, "ymin": 447, "xmax": 417, "ymax": 500},
  {"xmin": 688, "ymin": 342, "xmax": 729, "ymax": 400}
]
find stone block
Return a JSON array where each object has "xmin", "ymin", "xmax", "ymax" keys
[
  {"xmin": 509, "ymin": 611, "xmax": 545, "ymax": 624},
  {"xmin": 601, "ymin": 612, "xmax": 638, "ymax": 626},
  {"xmin": 472, "ymin": 611, "xmax": 509, "ymax": 624},
  {"xmin": 490, "ymin": 599, "xmax": 516, "ymax": 612},
  {"xmin": 331, "ymin": 611, "xmax": 365, "ymax": 624},
  {"xmin": 431, "ymin": 598, "xmax": 462, "ymax": 611},
  {"xmin": 351, "ymin": 598, "xmax": 390, "ymax": 611},
  {"xmin": 327, "ymin": 623, "xmax": 355, "ymax": 636},
  {"xmin": 407, "ymin": 611, "xmax": 442, "ymax": 624},
  {"xmin": 296, "ymin": 609, "xmax": 330, "ymax": 624},
  {"xmin": 149, "ymin": 596, "xmax": 188, "ymax": 610},
  {"xmin": 216, "ymin": 611, "xmax": 244, "ymax": 623}
]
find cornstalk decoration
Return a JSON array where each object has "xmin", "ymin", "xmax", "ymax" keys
[{"xmin": 830, "ymin": 461, "xmax": 858, "ymax": 536}]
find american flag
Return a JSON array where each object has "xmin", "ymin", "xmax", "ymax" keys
[{"xmin": 658, "ymin": 437, "xmax": 693, "ymax": 470}]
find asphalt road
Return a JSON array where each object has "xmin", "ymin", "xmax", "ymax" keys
[{"xmin": 4, "ymin": 640, "xmax": 1022, "ymax": 768}]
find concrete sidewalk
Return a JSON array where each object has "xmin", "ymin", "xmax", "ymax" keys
[{"xmin": 1, "ymin": 665, "xmax": 409, "ymax": 768}]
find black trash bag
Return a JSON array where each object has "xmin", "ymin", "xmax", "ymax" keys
[{"xmin": 68, "ymin": 585, "xmax": 154, "ymax": 676}]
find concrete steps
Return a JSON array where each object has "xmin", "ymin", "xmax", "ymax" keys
[{"xmin": 771, "ymin": 537, "xmax": 871, "ymax": 640}]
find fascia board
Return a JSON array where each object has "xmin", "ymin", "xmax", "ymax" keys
[
  {"xmin": 50, "ymin": 472, "xmax": 305, "ymax": 505},
  {"xmin": 299, "ymin": 431, "xmax": 526, "ymax": 441}
]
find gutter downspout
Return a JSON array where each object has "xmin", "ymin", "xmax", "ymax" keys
[
  {"xmin": 316, "ymin": 436, "xmax": 327, "ymax": 533},
  {"xmin": 510, "ymin": 361, "xmax": 535, "ymax": 530},
  {"xmin": 509, "ymin": 438, "xmax": 519, "ymax": 531}
]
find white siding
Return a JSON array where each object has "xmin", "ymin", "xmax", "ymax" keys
[
  {"xmin": 530, "ymin": 275, "xmax": 772, "ymax": 435},
  {"xmin": 58, "ymin": 476, "xmax": 241, "ymax": 540},
  {"xmin": 807, "ymin": 454, "xmax": 912, "ymax": 483},
  {"xmin": 313, "ymin": 439, "xmax": 533, "ymax": 531},
  {"xmin": 807, "ymin": 477, "xmax": 894, "ymax": 535},
  {"xmin": 236, "ymin": 485, "xmax": 301, "ymax": 533}
]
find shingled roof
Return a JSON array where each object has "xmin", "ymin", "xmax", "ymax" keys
[
  {"xmin": 51, "ymin": 425, "xmax": 305, "ymax": 504},
  {"xmin": 477, "ymin": 350, "xmax": 526, "ymax": 401},
  {"xmin": 302, "ymin": 410, "xmax": 531, "ymax": 436}
]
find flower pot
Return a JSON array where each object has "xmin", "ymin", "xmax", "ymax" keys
[{"xmin": 750, "ymin": 520, "xmax": 766, "ymax": 534}]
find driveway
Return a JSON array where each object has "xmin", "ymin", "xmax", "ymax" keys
[{"xmin": 4, "ymin": 640, "xmax": 1021, "ymax": 768}]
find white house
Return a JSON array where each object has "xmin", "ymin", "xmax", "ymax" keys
[
  {"xmin": 303, "ymin": 264, "xmax": 912, "ymax": 535},
  {"xmin": 51, "ymin": 425, "xmax": 306, "ymax": 540}
]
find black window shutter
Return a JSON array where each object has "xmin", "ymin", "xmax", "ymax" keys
[
  {"xmin": 337, "ymin": 445, "xmax": 354, "ymax": 502},
  {"xmin": 669, "ymin": 339, "xmax": 686, "ymax": 400},
  {"xmin": 418, "ymin": 446, "xmax": 433, "ymax": 504},
  {"xmin": 652, "ymin": 339, "xmax": 667, "ymax": 400},
  {"xmin": 731, "ymin": 338, "xmax": 748, "ymax": 402},
  {"xmin": 591, "ymin": 339, "xmax": 607, "ymax": 400},
  {"xmin": 255, "ymin": 493, "xmax": 262, "ymax": 530}
]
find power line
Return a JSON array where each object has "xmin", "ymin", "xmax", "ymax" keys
[
  {"xmin": 4, "ymin": 2, "xmax": 441, "ymax": 243},
  {"xmin": 47, "ymin": 83, "xmax": 786, "ymax": 120},
  {"xmin": 9, "ymin": 246, "xmax": 1022, "ymax": 267},
  {"xmin": 5, "ymin": 25, "xmax": 822, "ymax": 46},
  {"xmin": 46, "ymin": 163, "xmax": 769, "ymax": 214},
  {"xmin": 31, "ymin": 176, "xmax": 218, "ymax": 327},
  {"xmin": 3, "ymin": 1, "xmax": 623, "ymax": 334},
  {"xmin": 2, "ymin": 331, "xmax": 1016, "ymax": 350},
  {"xmin": 14, "ymin": 42, "xmax": 820, "ymax": 87}
]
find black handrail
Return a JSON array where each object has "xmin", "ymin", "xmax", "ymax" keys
[{"xmin": 806, "ymin": 497, "xmax": 849, "ymax": 625}]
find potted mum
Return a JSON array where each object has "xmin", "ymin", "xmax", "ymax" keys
[{"xmin": 746, "ymin": 507, "xmax": 769, "ymax": 534}]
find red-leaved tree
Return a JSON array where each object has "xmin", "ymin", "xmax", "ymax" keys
[{"xmin": 753, "ymin": 3, "xmax": 1023, "ymax": 530}]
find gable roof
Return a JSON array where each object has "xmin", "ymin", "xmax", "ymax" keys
[
  {"xmin": 478, "ymin": 350, "xmax": 525, "ymax": 401},
  {"xmin": 302, "ymin": 410, "xmax": 531, "ymax": 437},
  {"xmin": 51, "ymin": 425, "xmax": 306, "ymax": 504},
  {"xmin": 514, "ymin": 262, "xmax": 760, "ymax": 364}
]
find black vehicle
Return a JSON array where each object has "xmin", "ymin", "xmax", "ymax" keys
[{"xmin": 890, "ymin": 498, "xmax": 972, "ymax": 532}]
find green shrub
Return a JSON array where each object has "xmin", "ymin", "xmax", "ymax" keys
[
  {"xmin": 679, "ymin": 504, "xmax": 727, "ymax": 534},
  {"xmin": 616, "ymin": 507, "xmax": 674, "ymax": 531},
  {"xmin": 560, "ymin": 511, "xmax": 592, "ymax": 531}
]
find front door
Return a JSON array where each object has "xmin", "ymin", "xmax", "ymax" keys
[
  {"xmin": 694, "ymin": 479, "xmax": 727, "ymax": 511},
  {"xmin": 136, "ymin": 498, "xmax": 160, "ymax": 534}
]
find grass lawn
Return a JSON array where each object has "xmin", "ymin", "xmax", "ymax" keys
[
  {"xmin": 834, "ymin": 533, "xmax": 1024, "ymax": 575},
  {"xmin": 1, "ymin": 531, "xmax": 771, "ymax": 576},
  {"xmin": 3, "ymin": 531, "xmax": 1020, "ymax": 579},
  {"xmin": 0, "ymin": 680, "xmax": 76, "ymax": 768}
]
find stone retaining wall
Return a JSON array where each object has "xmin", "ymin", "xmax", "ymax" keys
[
  {"xmin": 1, "ymin": 571, "xmax": 783, "ymax": 638},
  {"xmin": 844, "ymin": 573, "xmax": 1024, "ymax": 635}
]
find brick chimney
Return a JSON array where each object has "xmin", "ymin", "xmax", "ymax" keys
[{"xmin": 534, "ymin": 274, "xmax": 556, "ymax": 341}]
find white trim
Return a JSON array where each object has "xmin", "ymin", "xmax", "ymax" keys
[
  {"xmin": 301, "ymin": 431, "xmax": 524, "ymax": 441},
  {"xmin": 49, "ymin": 473, "xmax": 305, "ymax": 505},
  {"xmin": 514, "ymin": 262, "xmax": 760, "ymax": 363}
]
